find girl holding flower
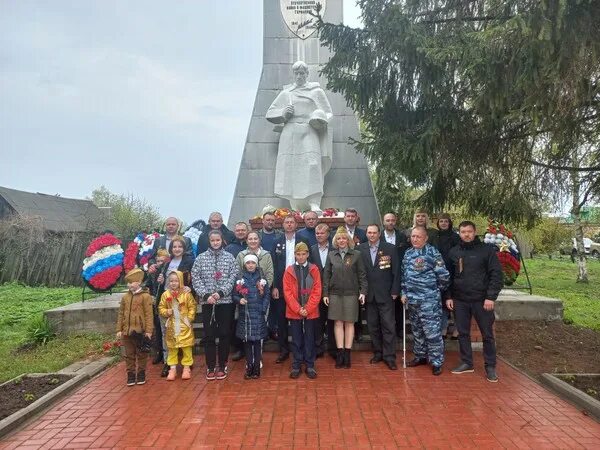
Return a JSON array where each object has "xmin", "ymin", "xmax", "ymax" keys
[
  {"xmin": 233, "ymin": 254, "xmax": 270, "ymax": 379},
  {"xmin": 191, "ymin": 230, "xmax": 238, "ymax": 380},
  {"xmin": 158, "ymin": 271, "xmax": 196, "ymax": 380}
]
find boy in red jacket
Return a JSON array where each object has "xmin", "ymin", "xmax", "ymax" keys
[{"xmin": 283, "ymin": 242, "xmax": 322, "ymax": 379}]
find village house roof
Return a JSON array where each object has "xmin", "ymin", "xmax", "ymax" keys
[{"xmin": 0, "ymin": 186, "xmax": 106, "ymax": 233}]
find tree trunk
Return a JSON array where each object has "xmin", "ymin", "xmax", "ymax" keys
[{"xmin": 570, "ymin": 166, "xmax": 588, "ymax": 283}]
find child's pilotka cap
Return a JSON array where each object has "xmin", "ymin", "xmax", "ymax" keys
[
  {"xmin": 243, "ymin": 254, "xmax": 259, "ymax": 265},
  {"xmin": 124, "ymin": 268, "xmax": 144, "ymax": 283},
  {"xmin": 156, "ymin": 248, "xmax": 169, "ymax": 257},
  {"xmin": 294, "ymin": 242, "xmax": 309, "ymax": 253}
]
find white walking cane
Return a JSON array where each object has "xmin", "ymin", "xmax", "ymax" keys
[{"xmin": 402, "ymin": 302, "xmax": 407, "ymax": 369}]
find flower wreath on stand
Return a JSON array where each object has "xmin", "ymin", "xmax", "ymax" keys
[
  {"xmin": 134, "ymin": 232, "xmax": 160, "ymax": 271},
  {"xmin": 123, "ymin": 240, "xmax": 140, "ymax": 274},
  {"xmin": 483, "ymin": 220, "xmax": 521, "ymax": 285},
  {"xmin": 81, "ymin": 233, "xmax": 124, "ymax": 292},
  {"xmin": 183, "ymin": 219, "xmax": 207, "ymax": 257}
]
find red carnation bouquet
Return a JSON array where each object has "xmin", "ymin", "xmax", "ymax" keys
[{"xmin": 235, "ymin": 281, "xmax": 249, "ymax": 296}]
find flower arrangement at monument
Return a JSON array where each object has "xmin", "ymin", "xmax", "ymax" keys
[
  {"xmin": 483, "ymin": 220, "xmax": 521, "ymax": 284},
  {"xmin": 251, "ymin": 205, "xmax": 343, "ymax": 220},
  {"xmin": 81, "ymin": 233, "xmax": 124, "ymax": 291}
]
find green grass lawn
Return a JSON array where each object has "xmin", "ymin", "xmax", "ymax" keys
[
  {"xmin": 0, "ymin": 282, "xmax": 111, "ymax": 383},
  {"xmin": 513, "ymin": 257, "xmax": 600, "ymax": 331}
]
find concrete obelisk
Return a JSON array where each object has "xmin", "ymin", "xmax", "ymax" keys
[{"xmin": 228, "ymin": 0, "xmax": 379, "ymax": 226}]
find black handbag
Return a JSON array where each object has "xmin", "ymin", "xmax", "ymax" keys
[{"xmin": 129, "ymin": 330, "xmax": 152, "ymax": 353}]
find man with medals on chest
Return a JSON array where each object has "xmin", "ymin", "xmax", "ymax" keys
[{"xmin": 358, "ymin": 224, "xmax": 401, "ymax": 370}]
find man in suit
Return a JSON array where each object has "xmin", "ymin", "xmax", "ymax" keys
[
  {"xmin": 358, "ymin": 224, "xmax": 401, "ymax": 370},
  {"xmin": 309, "ymin": 223, "xmax": 333, "ymax": 358},
  {"xmin": 340, "ymin": 207, "xmax": 367, "ymax": 245},
  {"xmin": 271, "ymin": 214, "xmax": 310, "ymax": 363},
  {"xmin": 380, "ymin": 212, "xmax": 410, "ymax": 338},
  {"xmin": 149, "ymin": 217, "xmax": 193, "ymax": 269},
  {"xmin": 335, "ymin": 208, "xmax": 368, "ymax": 342}
]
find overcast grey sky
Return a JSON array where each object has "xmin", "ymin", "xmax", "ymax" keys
[{"xmin": 0, "ymin": 1, "xmax": 362, "ymax": 225}]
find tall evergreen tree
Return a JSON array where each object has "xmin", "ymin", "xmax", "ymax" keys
[{"xmin": 317, "ymin": 0, "xmax": 600, "ymax": 228}]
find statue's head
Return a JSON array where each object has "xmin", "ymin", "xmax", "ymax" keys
[{"xmin": 292, "ymin": 61, "xmax": 309, "ymax": 87}]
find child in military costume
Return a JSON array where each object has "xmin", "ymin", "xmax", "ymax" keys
[{"xmin": 116, "ymin": 268, "xmax": 154, "ymax": 386}]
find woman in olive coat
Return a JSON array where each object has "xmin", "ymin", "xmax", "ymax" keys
[{"xmin": 322, "ymin": 226, "xmax": 368, "ymax": 368}]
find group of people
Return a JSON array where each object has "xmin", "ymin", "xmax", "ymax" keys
[{"xmin": 116, "ymin": 208, "xmax": 503, "ymax": 386}]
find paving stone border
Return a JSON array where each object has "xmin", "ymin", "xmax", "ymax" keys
[
  {"xmin": 541, "ymin": 373, "xmax": 600, "ymax": 422},
  {"xmin": 0, "ymin": 356, "xmax": 117, "ymax": 439}
]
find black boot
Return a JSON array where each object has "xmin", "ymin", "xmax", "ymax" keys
[
  {"xmin": 344, "ymin": 349, "xmax": 351, "ymax": 369},
  {"xmin": 252, "ymin": 364, "xmax": 260, "ymax": 379},
  {"xmin": 335, "ymin": 349, "xmax": 344, "ymax": 368},
  {"xmin": 244, "ymin": 364, "xmax": 253, "ymax": 380}
]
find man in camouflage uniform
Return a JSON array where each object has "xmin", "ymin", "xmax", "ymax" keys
[{"xmin": 401, "ymin": 226, "xmax": 450, "ymax": 375}]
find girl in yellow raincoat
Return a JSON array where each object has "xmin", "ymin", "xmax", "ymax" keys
[{"xmin": 159, "ymin": 271, "xmax": 196, "ymax": 380}]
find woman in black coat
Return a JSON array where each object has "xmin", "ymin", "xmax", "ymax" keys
[{"xmin": 154, "ymin": 235, "xmax": 195, "ymax": 373}]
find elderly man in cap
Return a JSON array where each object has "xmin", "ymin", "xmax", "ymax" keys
[
  {"xmin": 401, "ymin": 226, "xmax": 449, "ymax": 376},
  {"xmin": 283, "ymin": 242, "xmax": 322, "ymax": 379}
]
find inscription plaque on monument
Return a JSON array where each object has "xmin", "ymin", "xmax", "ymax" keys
[{"xmin": 279, "ymin": 0, "xmax": 326, "ymax": 39}]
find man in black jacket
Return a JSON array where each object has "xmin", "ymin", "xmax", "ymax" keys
[
  {"xmin": 224, "ymin": 222, "xmax": 249, "ymax": 258},
  {"xmin": 380, "ymin": 212, "xmax": 410, "ymax": 338},
  {"xmin": 197, "ymin": 212, "xmax": 236, "ymax": 254},
  {"xmin": 359, "ymin": 224, "xmax": 401, "ymax": 370},
  {"xmin": 446, "ymin": 221, "xmax": 503, "ymax": 382},
  {"xmin": 271, "ymin": 215, "xmax": 310, "ymax": 363},
  {"xmin": 310, "ymin": 223, "xmax": 333, "ymax": 358}
]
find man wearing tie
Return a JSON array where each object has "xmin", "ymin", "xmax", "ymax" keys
[
  {"xmin": 380, "ymin": 212, "xmax": 410, "ymax": 338},
  {"xmin": 335, "ymin": 208, "xmax": 367, "ymax": 342},
  {"xmin": 358, "ymin": 224, "xmax": 401, "ymax": 370},
  {"xmin": 271, "ymin": 215, "xmax": 310, "ymax": 363},
  {"xmin": 310, "ymin": 223, "xmax": 333, "ymax": 358},
  {"xmin": 340, "ymin": 208, "xmax": 367, "ymax": 245}
]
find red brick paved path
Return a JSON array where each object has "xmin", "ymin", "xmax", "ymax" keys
[{"xmin": 1, "ymin": 352, "xmax": 599, "ymax": 449}]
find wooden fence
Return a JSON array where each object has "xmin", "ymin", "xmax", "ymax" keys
[{"xmin": 0, "ymin": 217, "xmax": 93, "ymax": 287}]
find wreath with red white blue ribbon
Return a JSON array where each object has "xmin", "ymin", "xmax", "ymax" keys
[{"xmin": 81, "ymin": 233, "xmax": 124, "ymax": 291}]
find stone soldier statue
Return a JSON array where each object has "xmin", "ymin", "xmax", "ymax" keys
[{"xmin": 266, "ymin": 61, "xmax": 333, "ymax": 212}]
